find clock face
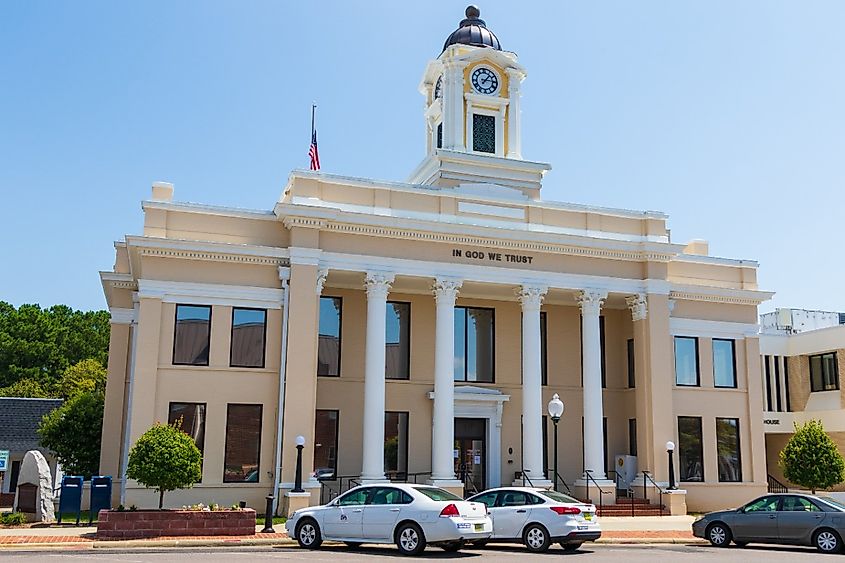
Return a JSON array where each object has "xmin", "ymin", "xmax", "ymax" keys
[
  {"xmin": 471, "ymin": 67, "xmax": 499, "ymax": 95},
  {"xmin": 434, "ymin": 76, "xmax": 443, "ymax": 99}
]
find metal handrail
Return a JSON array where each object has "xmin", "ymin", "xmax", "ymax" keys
[
  {"xmin": 608, "ymin": 470, "xmax": 635, "ymax": 517},
  {"xmin": 583, "ymin": 470, "xmax": 613, "ymax": 515},
  {"xmin": 546, "ymin": 468, "xmax": 573, "ymax": 495},
  {"xmin": 318, "ymin": 474, "xmax": 361, "ymax": 504},
  {"xmin": 767, "ymin": 474, "xmax": 789, "ymax": 493},
  {"xmin": 518, "ymin": 469, "xmax": 537, "ymax": 488},
  {"xmin": 641, "ymin": 471, "xmax": 665, "ymax": 516},
  {"xmin": 404, "ymin": 472, "xmax": 431, "ymax": 485}
]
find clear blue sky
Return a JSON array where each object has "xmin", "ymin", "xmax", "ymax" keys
[{"xmin": 2, "ymin": 1, "xmax": 843, "ymax": 313}]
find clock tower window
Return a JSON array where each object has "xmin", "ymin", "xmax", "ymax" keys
[
  {"xmin": 472, "ymin": 114, "xmax": 495, "ymax": 154},
  {"xmin": 436, "ymin": 122, "xmax": 443, "ymax": 149}
]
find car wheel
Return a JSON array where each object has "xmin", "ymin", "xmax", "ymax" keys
[
  {"xmin": 561, "ymin": 542, "xmax": 583, "ymax": 551},
  {"xmin": 705, "ymin": 522, "xmax": 731, "ymax": 548},
  {"xmin": 440, "ymin": 540, "xmax": 464, "ymax": 552},
  {"xmin": 295, "ymin": 518, "xmax": 323, "ymax": 549},
  {"xmin": 523, "ymin": 523, "xmax": 551, "ymax": 553},
  {"xmin": 814, "ymin": 528, "xmax": 842, "ymax": 553},
  {"xmin": 395, "ymin": 522, "xmax": 426, "ymax": 556},
  {"xmin": 344, "ymin": 542, "xmax": 362, "ymax": 549}
]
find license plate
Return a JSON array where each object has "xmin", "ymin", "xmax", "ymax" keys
[
  {"xmin": 474, "ymin": 523, "xmax": 484, "ymax": 532},
  {"xmin": 584, "ymin": 513, "xmax": 592, "ymax": 521},
  {"xmin": 578, "ymin": 525, "xmax": 589, "ymax": 530}
]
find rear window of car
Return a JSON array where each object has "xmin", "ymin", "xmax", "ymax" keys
[
  {"xmin": 413, "ymin": 487, "xmax": 463, "ymax": 501},
  {"xmin": 819, "ymin": 497, "xmax": 845, "ymax": 511},
  {"xmin": 541, "ymin": 490, "xmax": 581, "ymax": 504}
]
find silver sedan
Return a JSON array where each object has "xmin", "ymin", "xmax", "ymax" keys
[{"xmin": 692, "ymin": 493, "xmax": 845, "ymax": 553}]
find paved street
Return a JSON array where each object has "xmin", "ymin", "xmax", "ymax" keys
[{"xmin": 0, "ymin": 544, "xmax": 826, "ymax": 561}]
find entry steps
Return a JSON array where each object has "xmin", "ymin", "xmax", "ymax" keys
[{"xmin": 582, "ymin": 497, "xmax": 666, "ymax": 517}]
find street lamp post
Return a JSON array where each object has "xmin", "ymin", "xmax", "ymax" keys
[
  {"xmin": 666, "ymin": 441, "xmax": 676, "ymax": 490},
  {"xmin": 293, "ymin": 435, "xmax": 306, "ymax": 493},
  {"xmin": 547, "ymin": 394, "xmax": 564, "ymax": 492}
]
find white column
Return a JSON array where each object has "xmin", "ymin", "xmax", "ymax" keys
[
  {"xmin": 517, "ymin": 285, "xmax": 549, "ymax": 485},
  {"xmin": 430, "ymin": 278, "xmax": 462, "ymax": 484},
  {"xmin": 361, "ymin": 272, "xmax": 394, "ymax": 483},
  {"xmin": 577, "ymin": 289, "xmax": 609, "ymax": 482},
  {"xmin": 442, "ymin": 60, "xmax": 468, "ymax": 151},
  {"xmin": 506, "ymin": 68, "xmax": 524, "ymax": 158}
]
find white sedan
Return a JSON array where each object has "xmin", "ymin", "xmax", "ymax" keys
[
  {"xmin": 285, "ymin": 483, "xmax": 492, "ymax": 555},
  {"xmin": 467, "ymin": 487, "xmax": 601, "ymax": 552}
]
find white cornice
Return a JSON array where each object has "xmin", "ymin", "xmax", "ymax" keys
[
  {"xmin": 673, "ymin": 254, "xmax": 760, "ymax": 268},
  {"xmin": 760, "ymin": 324, "xmax": 845, "ymax": 356},
  {"xmin": 669, "ymin": 285, "xmax": 774, "ymax": 306},
  {"xmin": 137, "ymin": 279, "xmax": 285, "ymax": 309},
  {"xmin": 125, "ymin": 236, "xmax": 289, "ymax": 267},
  {"xmin": 669, "ymin": 318, "xmax": 759, "ymax": 339},
  {"xmin": 109, "ymin": 307, "xmax": 136, "ymax": 325},
  {"xmin": 142, "ymin": 200, "xmax": 276, "ymax": 221}
]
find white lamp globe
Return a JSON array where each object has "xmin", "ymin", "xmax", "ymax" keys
[
  {"xmin": 295, "ymin": 435, "xmax": 306, "ymax": 447},
  {"xmin": 666, "ymin": 441, "xmax": 675, "ymax": 452},
  {"xmin": 547, "ymin": 394, "xmax": 564, "ymax": 420}
]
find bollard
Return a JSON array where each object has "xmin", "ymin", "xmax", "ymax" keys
[{"xmin": 260, "ymin": 495, "xmax": 275, "ymax": 533}]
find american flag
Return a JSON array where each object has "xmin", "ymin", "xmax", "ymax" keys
[{"xmin": 309, "ymin": 104, "xmax": 320, "ymax": 171}]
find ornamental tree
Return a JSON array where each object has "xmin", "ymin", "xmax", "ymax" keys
[
  {"xmin": 780, "ymin": 419, "xmax": 845, "ymax": 494},
  {"xmin": 38, "ymin": 391, "xmax": 103, "ymax": 478},
  {"xmin": 127, "ymin": 422, "xmax": 202, "ymax": 509}
]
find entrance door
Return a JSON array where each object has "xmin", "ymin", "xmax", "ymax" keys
[{"xmin": 454, "ymin": 418, "xmax": 486, "ymax": 495}]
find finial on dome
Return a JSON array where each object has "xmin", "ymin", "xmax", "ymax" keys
[
  {"xmin": 466, "ymin": 5, "xmax": 480, "ymax": 19},
  {"xmin": 442, "ymin": 4, "xmax": 501, "ymax": 52}
]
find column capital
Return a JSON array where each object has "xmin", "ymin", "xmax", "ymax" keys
[
  {"xmin": 515, "ymin": 285, "xmax": 548, "ymax": 310},
  {"xmin": 432, "ymin": 278, "xmax": 462, "ymax": 305},
  {"xmin": 316, "ymin": 268, "xmax": 329, "ymax": 296},
  {"xmin": 626, "ymin": 293, "xmax": 648, "ymax": 322},
  {"xmin": 364, "ymin": 272, "xmax": 395, "ymax": 300},
  {"xmin": 576, "ymin": 289, "xmax": 607, "ymax": 315}
]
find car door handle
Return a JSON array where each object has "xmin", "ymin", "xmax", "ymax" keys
[
  {"xmin": 768, "ymin": 514, "xmax": 776, "ymax": 519},
  {"xmin": 353, "ymin": 509, "xmax": 363, "ymax": 513},
  {"xmin": 516, "ymin": 509, "xmax": 527, "ymax": 513},
  {"xmin": 390, "ymin": 508, "xmax": 400, "ymax": 512}
]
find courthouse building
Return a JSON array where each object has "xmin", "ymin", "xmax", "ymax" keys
[{"xmin": 99, "ymin": 7, "xmax": 773, "ymax": 514}]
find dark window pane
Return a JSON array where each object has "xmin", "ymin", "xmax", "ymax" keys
[
  {"xmin": 627, "ymin": 339, "xmax": 635, "ymax": 388},
  {"xmin": 466, "ymin": 308, "xmax": 494, "ymax": 382},
  {"xmin": 384, "ymin": 412, "xmax": 409, "ymax": 477},
  {"xmin": 168, "ymin": 403, "xmax": 206, "ymax": 455},
  {"xmin": 629, "ymin": 418, "xmax": 637, "ymax": 457},
  {"xmin": 674, "ymin": 337, "xmax": 699, "ymax": 386},
  {"xmin": 223, "ymin": 404, "xmax": 262, "ymax": 483},
  {"xmin": 173, "ymin": 305, "xmax": 211, "ymax": 365},
  {"xmin": 810, "ymin": 353, "xmax": 839, "ymax": 392},
  {"xmin": 678, "ymin": 416, "xmax": 704, "ymax": 482},
  {"xmin": 318, "ymin": 297, "xmax": 342, "ymax": 376},
  {"xmin": 386, "ymin": 302, "xmax": 410, "ymax": 380},
  {"xmin": 436, "ymin": 122, "xmax": 443, "ymax": 149},
  {"xmin": 454, "ymin": 308, "xmax": 466, "ymax": 381},
  {"xmin": 716, "ymin": 418, "xmax": 742, "ymax": 482},
  {"xmin": 472, "ymin": 114, "xmax": 496, "ymax": 153},
  {"xmin": 230, "ymin": 308, "xmax": 266, "ymax": 368},
  {"xmin": 540, "ymin": 312, "xmax": 548, "ymax": 386},
  {"xmin": 314, "ymin": 410, "xmax": 339, "ymax": 477},
  {"xmin": 713, "ymin": 339, "xmax": 736, "ymax": 388}
]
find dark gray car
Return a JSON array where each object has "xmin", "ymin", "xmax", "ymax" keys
[{"xmin": 692, "ymin": 493, "xmax": 845, "ymax": 553}]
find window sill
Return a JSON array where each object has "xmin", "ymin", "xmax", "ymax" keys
[{"xmin": 162, "ymin": 365, "xmax": 276, "ymax": 375}]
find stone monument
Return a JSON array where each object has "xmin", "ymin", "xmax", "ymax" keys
[{"xmin": 13, "ymin": 450, "xmax": 55, "ymax": 523}]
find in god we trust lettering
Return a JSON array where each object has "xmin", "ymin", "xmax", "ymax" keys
[{"xmin": 452, "ymin": 248, "xmax": 534, "ymax": 264}]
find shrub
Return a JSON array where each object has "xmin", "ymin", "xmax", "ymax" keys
[
  {"xmin": 126, "ymin": 422, "xmax": 202, "ymax": 509},
  {"xmin": 780, "ymin": 419, "xmax": 845, "ymax": 494},
  {"xmin": 38, "ymin": 390, "xmax": 104, "ymax": 478},
  {"xmin": 1, "ymin": 512, "xmax": 27, "ymax": 526}
]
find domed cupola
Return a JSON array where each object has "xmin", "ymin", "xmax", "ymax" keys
[{"xmin": 442, "ymin": 5, "xmax": 501, "ymax": 52}]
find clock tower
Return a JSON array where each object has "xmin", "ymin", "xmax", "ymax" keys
[{"xmin": 409, "ymin": 6, "xmax": 550, "ymax": 200}]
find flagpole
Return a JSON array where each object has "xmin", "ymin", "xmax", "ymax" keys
[{"xmin": 311, "ymin": 103, "xmax": 316, "ymax": 139}]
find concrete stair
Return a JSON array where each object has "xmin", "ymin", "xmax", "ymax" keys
[{"xmin": 586, "ymin": 497, "xmax": 666, "ymax": 517}]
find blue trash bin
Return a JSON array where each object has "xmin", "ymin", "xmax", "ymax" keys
[
  {"xmin": 57, "ymin": 476, "xmax": 83, "ymax": 525},
  {"xmin": 88, "ymin": 476, "xmax": 112, "ymax": 524}
]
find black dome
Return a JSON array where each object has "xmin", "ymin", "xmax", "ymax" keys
[{"xmin": 442, "ymin": 6, "xmax": 501, "ymax": 52}]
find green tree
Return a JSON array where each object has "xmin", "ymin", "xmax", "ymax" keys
[
  {"xmin": 56, "ymin": 358, "xmax": 107, "ymax": 399},
  {"xmin": 0, "ymin": 378, "xmax": 52, "ymax": 398},
  {"xmin": 38, "ymin": 391, "xmax": 104, "ymax": 478},
  {"xmin": 127, "ymin": 422, "xmax": 203, "ymax": 509},
  {"xmin": 0, "ymin": 302, "xmax": 110, "ymax": 389},
  {"xmin": 780, "ymin": 419, "xmax": 845, "ymax": 494}
]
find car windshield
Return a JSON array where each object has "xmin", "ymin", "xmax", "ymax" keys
[
  {"xmin": 818, "ymin": 497, "xmax": 845, "ymax": 511},
  {"xmin": 413, "ymin": 486, "xmax": 463, "ymax": 502},
  {"xmin": 540, "ymin": 490, "xmax": 581, "ymax": 504}
]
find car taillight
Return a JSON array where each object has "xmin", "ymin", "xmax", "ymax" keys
[
  {"xmin": 440, "ymin": 503, "xmax": 460, "ymax": 517},
  {"xmin": 550, "ymin": 506, "xmax": 581, "ymax": 515}
]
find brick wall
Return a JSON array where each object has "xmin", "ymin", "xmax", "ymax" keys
[{"xmin": 96, "ymin": 508, "xmax": 255, "ymax": 539}]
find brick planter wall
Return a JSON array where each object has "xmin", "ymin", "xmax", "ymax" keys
[{"xmin": 96, "ymin": 508, "xmax": 256, "ymax": 539}]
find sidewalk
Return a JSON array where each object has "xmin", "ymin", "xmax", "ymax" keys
[{"xmin": 0, "ymin": 517, "xmax": 703, "ymax": 550}]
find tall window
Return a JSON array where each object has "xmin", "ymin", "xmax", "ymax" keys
[
  {"xmin": 764, "ymin": 355, "xmax": 773, "ymax": 410},
  {"xmin": 223, "ymin": 404, "xmax": 262, "ymax": 483},
  {"xmin": 384, "ymin": 412, "xmax": 409, "ymax": 478},
  {"xmin": 678, "ymin": 416, "xmax": 704, "ymax": 482},
  {"xmin": 713, "ymin": 339, "xmax": 736, "ymax": 388},
  {"xmin": 716, "ymin": 418, "xmax": 742, "ymax": 482},
  {"xmin": 386, "ymin": 302, "xmax": 410, "ymax": 380},
  {"xmin": 627, "ymin": 339, "xmax": 635, "ymax": 388},
  {"xmin": 173, "ymin": 305, "xmax": 211, "ymax": 365},
  {"xmin": 472, "ymin": 114, "xmax": 495, "ymax": 153},
  {"xmin": 230, "ymin": 308, "xmax": 266, "ymax": 368},
  {"xmin": 318, "ymin": 297, "xmax": 342, "ymax": 377},
  {"xmin": 314, "ymin": 410, "xmax": 339, "ymax": 477},
  {"xmin": 540, "ymin": 312, "xmax": 548, "ymax": 386},
  {"xmin": 628, "ymin": 418, "xmax": 637, "ymax": 457},
  {"xmin": 436, "ymin": 122, "xmax": 443, "ymax": 149},
  {"xmin": 454, "ymin": 307, "xmax": 494, "ymax": 383},
  {"xmin": 168, "ymin": 403, "xmax": 206, "ymax": 473},
  {"xmin": 810, "ymin": 352, "xmax": 838, "ymax": 392},
  {"xmin": 674, "ymin": 337, "xmax": 700, "ymax": 386}
]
